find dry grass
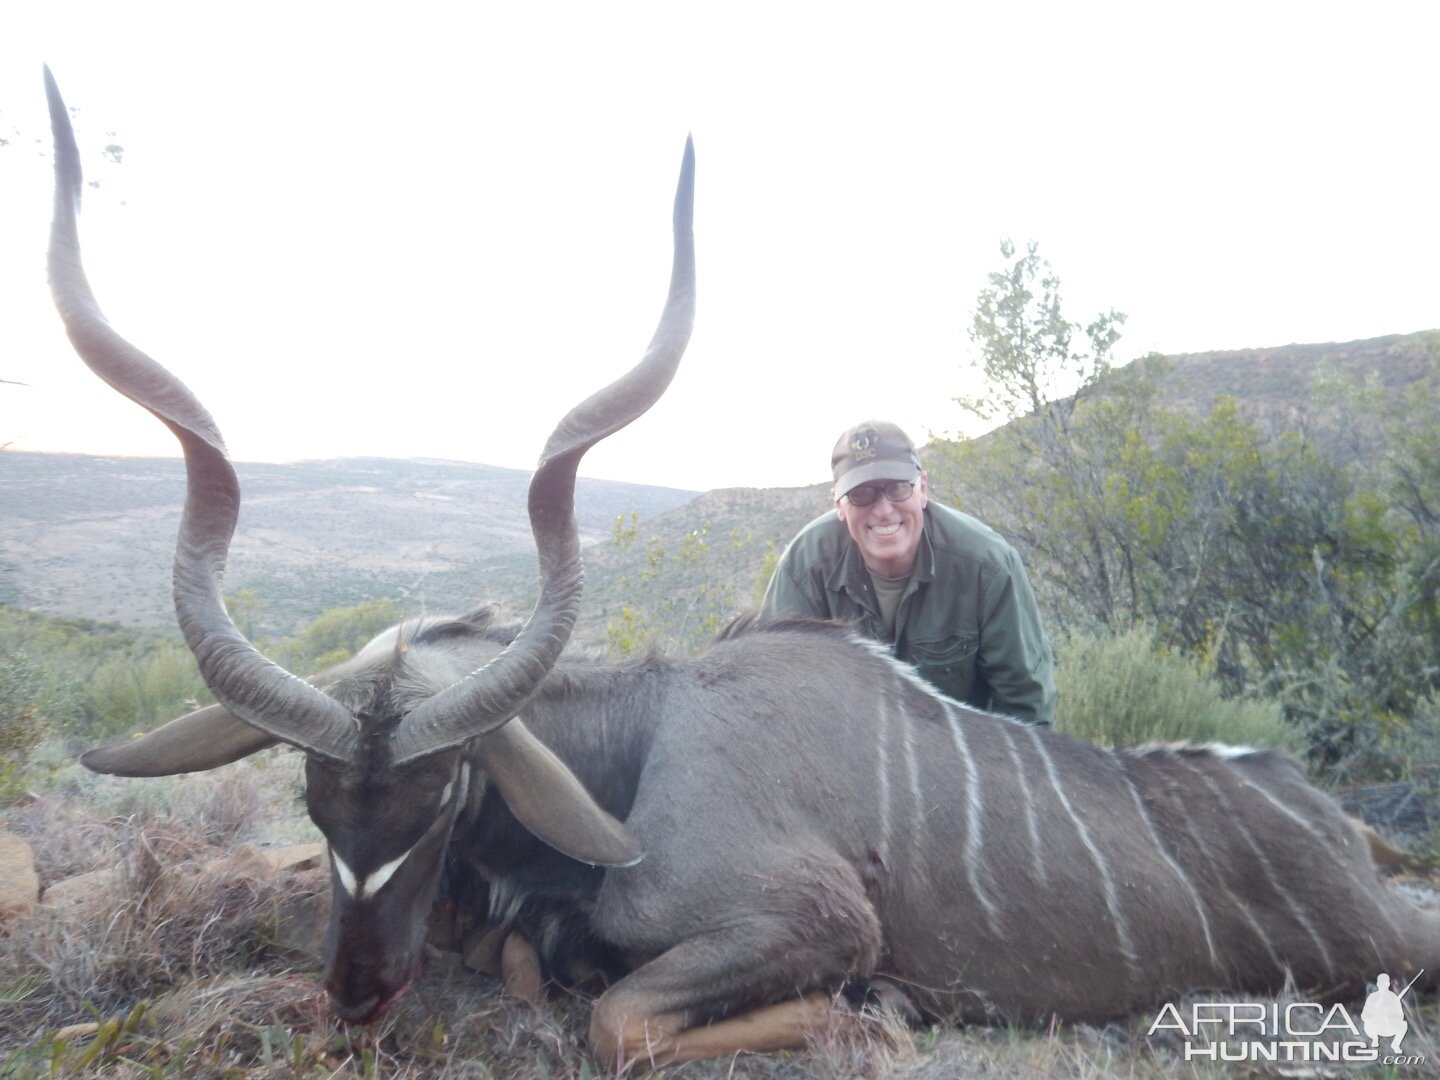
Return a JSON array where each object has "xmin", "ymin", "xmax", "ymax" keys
[
  {"xmin": 8, "ymin": 746, "xmax": 316, "ymax": 883},
  {"xmin": 3, "ymin": 763, "xmax": 1437, "ymax": 1078}
]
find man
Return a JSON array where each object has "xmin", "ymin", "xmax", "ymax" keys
[{"xmin": 761, "ymin": 420, "xmax": 1055, "ymax": 725}]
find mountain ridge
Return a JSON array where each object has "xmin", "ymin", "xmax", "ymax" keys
[{"xmin": 4, "ymin": 330, "xmax": 1434, "ymax": 646}]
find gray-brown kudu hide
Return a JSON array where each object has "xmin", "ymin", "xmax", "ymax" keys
[
  {"xmin": 469, "ymin": 615, "xmax": 1440, "ymax": 1020},
  {"xmin": 47, "ymin": 69, "xmax": 1438, "ymax": 1065}
]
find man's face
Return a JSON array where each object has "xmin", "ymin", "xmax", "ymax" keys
[{"xmin": 834, "ymin": 472, "xmax": 928, "ymax": 578}]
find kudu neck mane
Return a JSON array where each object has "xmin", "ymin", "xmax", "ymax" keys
[
  {"xmin": 512, "ymin": 618, "xmax": 852, "ymax": 802},
  {"xmin": 320, "ymin": 604, "xmax": 679, "ymax": 772},
  {"xmin": 317, "ymin": 608, "xmax": 519, "ymax": 739}
]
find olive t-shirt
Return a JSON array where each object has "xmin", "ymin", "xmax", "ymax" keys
[{"xmin": 869, "ymin": 570, "xmax": 910, "ymax": 639}]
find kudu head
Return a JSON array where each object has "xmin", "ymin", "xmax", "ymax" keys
[{"xmin": 45, "ymin": 68, "xmax": 694, "ymax": 1023}]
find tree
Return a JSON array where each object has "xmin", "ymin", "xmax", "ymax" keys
[
  {"xmin": 936, "ymin": 240, "xmax": 1158, "ymax": 631},
  {"xmin": 605, "ymin": 515, "xmax": 740, "ymax": 657},
  {"xmin": 931, "ymin": 246, "xmax": 1440, "ymax": 780},
  {"xmin": 957, "ymin": 239, "xmax": 1124, "ymax": 424}
]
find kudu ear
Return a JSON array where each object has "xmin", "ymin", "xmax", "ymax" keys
[
  {"xmin": 476, "ymin": 720, "xmax": 644, "ymax": 868},
  {"xmin": 81, "ymin": 703, "xmax": 280, "ymax": 777}
]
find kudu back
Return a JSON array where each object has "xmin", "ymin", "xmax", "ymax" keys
[{"xmin": 48, "ymin": 71, "xmax": 1437, "ymax": 1068}]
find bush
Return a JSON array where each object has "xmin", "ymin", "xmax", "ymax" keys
[
  {"xmin": 0, "ymin": 651, "xmax": 52, "ymax": 803},
  {"xmin": 84, "ymin": 644, "xmax": 210, "ymax": 742},
  {"xmin": 1055, "ymin": 627, "xmax": 1297, "ymax": 752},
  {"xmin": 273, "ymin": 598, "xmax": 404, "ymax": 671}
]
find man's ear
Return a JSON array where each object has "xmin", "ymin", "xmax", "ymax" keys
[
  {"xmin": 832, "ymin": 488, "xmax": 844, "ymax": 519},
  {"xmin": 917, "ymin": 472, "xmax": 930, "ymax": 509}
]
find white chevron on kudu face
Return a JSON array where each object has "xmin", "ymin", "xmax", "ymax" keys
[
  {"xmin": 332, "ymin": 846, "xmax": 415, "ymax": 902},
  {"xmin": 328, "ymin": 765, "xmax": 465, "ymax": 904}
]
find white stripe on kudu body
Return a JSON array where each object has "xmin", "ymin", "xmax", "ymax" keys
[
  {"xmin": 1026, "ymin": 726, "xmax": 1142, "ymax": 974},
  {"xmin": 995, "ymin": 719, "xmax": 1046, "ymax": 886},
  {"xmin": 1178, "ymin": 756, "xmax": 1338, "ymax": 979},
  {"xmin": 1225, "ymin": 753, "xmax": 1407, "ymax": 950},
  {"xmin": 1156, "ymin": 767, "xmax": 1290, "ymax": 976},
  {"xmin": 897, "ymin": 694, "xmax": 926, "ymax": 850},
  {"xmin": 1115, "ymin": 759, "xmax": 1222, "ymax": 970},
  {"xmin": 869, "ymin": 644, "xmax": 933, "ymax": 867},
  {"xmin": 941, "ymin": 701, "xmax": 1001, "ymax": 934},
  {"xmin": 874, "ymin": 695, "xmax": 894, "ymax": 868}
]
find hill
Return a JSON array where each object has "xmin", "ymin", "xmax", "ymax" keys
[
  {"xmin": 2, "ymin": 331, "xmax": 1434, "ymax": 648},
  {"xmin": 1109, "ymin": 332, "xmax": 1436, "ymax": 432},
  {"xmin": 0, "ymin": 454, "xmax": 694, "ymax": 637},
  {"xmin": 577, "ymin": 331, "xmax": 1440, "ymax": 647},
  {"xmin": 571, "ymin": 483, "xmax": 832, "ymax": 646}
]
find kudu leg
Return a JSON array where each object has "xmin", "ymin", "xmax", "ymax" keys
[
  {"xmin": 500, "ymin": 930, "xmax": 545, "ymax": 1004},
  {"xmin": 588, "ymin": 857, "xmax": 883, "ymax": 1068},
  {"xmin": 590, "ymin": 988, "xmax": 834, "ymax": 1068}
]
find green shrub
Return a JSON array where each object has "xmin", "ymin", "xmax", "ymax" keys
[
  {"xmin": 1055, "ymin": 627, "xmax": 1297, "ymax": 752},
  {"xmin": 0, "ymin": 650, "xmax": 52, "ymax": 802},
  {"xmin": 273, "ymin": 598, "xmax": 404, "ymax": 671},
  {"xmin": 84, "ymin": 644, "xmax": 211, "ymax": 741}
]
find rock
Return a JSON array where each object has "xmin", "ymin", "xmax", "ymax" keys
[
  {"xmin": 0, "ymin": 832, "xmax": 40, "ymax": 923},
  {"xmin": 273, "ymin": 888, "xmax": 330, "ymax": 958},
  {"xmin": 197, "ymin": 842, "xmax": 322, "ymax": 887},
  {"xmin": 39, "ymin": 841, "xmax": 323, "ymax": 918},
  {"xmin": 1342, "ymin": 781, "xmax": 1437, "ymax": 840},
  {"xmin": 40, "ymin": 867, "xmax": 123, "ymax": 911},
  {"xmin": 212, "ymin": 844, "xmax": 276, "ymax": 882},
  {"xmin": 263, "ymin": 843, "xmax": 324, "ymax": 873}
]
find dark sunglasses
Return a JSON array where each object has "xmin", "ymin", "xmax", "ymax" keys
[{"xmin": 845, "ymin": 480, "xmax": 915, "ymax": 507}]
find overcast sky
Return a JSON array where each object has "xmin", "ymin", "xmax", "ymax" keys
[{"xmin": 3, "ymin": 2, "xmax": 1435, "ymax": 491}]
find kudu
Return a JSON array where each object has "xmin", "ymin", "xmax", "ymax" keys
[{"xmin": 48, "ymin": 70, "xmax": 1438, "ymax": 1068}]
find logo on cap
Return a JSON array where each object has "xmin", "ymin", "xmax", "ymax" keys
[{"xmin": 851, "ymin": 433, "xmax": 878, "ymax": 461}]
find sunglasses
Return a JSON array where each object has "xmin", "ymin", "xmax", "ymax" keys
[{"xmin": 844, "ymin": 480, "xmax": 915, "ymax": 507}]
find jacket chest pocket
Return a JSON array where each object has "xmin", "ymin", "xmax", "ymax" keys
[{"xmin": 907, "ymin": 632, "xmax": 980, "ymax": 698}]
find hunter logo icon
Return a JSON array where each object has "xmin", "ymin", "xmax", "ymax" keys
[
  {"xmin": 1363, "ymin": 971, "xmax": 1422, "ymax": 1053},
  {"xmin": 1149, "ymin": 965, "xmax": 1428, "ymax": 1065}
]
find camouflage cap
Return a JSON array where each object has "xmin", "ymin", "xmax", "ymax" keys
[{"xmin": 831, "ymin": 420, "xmax": 922, "ymax": 498}]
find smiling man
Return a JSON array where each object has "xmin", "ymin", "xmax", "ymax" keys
[{"xmin": 761, "ymin": 420, "xmax": 1055, "ymax": 725}]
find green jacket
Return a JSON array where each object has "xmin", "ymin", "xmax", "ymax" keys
[{"xmin": 760, "ymin": 502, "xmax": 1056, "ymax": 725}]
